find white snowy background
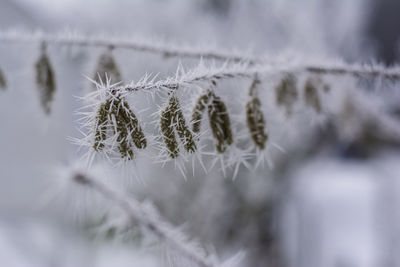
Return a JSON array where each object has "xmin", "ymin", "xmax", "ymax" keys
[{"xmin": 1, "ymin": 0, "xmax": 400, "ymax": 266}]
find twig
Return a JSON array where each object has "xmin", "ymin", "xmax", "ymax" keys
[
  {"xmin": 72, "ymin": 172, "xmax": 216, "ymax": 267},
  {"xmin": 1, "ymin": 30, "xmax": 400, "ymax": 80},
  {"xmin": 106, "ymin": 61, "xmax": 400, "ymax": 97},
  {"xmin": 0, "ymin": 29, "xmax": 257, "ymax": 63}
]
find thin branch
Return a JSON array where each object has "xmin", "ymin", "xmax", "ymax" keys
[
  {"xmin": 72, "ymin": 172, "xmax": 216, "ymax": 267},
  {"xmin": 105, "ymin": 61, "xmax": 400, "ymax": 97},
  {"xmin": 2, "ymin": 30, "xmax": 400, "ymax": 80},
  {"xmin": 0, "ymin": 29, "xmax": 257, "ymax": 63}
]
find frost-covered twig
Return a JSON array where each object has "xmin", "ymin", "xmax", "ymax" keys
[
  {"xmin": 103, "ymin": 62, "xmax": 400, "ymax": 96},
  {"xmin": 72, "ymin": 172, "xmax": 219, "ymax": 267},
  {"xmin": 2, "ymin": 30, "xmax": 400, "ymax": 80},
  {"xmin": 0, "ymin": 29, "xmax": 257, "ymax": 63}
]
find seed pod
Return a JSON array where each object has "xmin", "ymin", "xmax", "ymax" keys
[
  {"xmin": 35, "ymin": 47, "xmax": 56, "ymax": 115},
  {"xmin": 304, "ymin": 78, "xmax": 322, "ymax": 113},
  {"xmin": 160, "ymin": 98, "xmax": 179, "ymax": 158},
  {"xmin": 191, "ymin": 90, "xmax": 212, "ymax": 133},
  {"xmin": 171, "ymin": 97, "xmax": 197, "ymax": 153},
  {"xmin": 0, "ymin": 67, "xmax": 7, "ymax": 90},
  {"xmin": 246, "ymin": 78, "xmax": 268, "ymax": 149},
  {"xmin": 93, "ymin": 101, "xmax": 109, "ymax": 151},
  {"xmin": 275, "ymin": 73, "xmax": 298, "ymax": 117},
  {"xmin": 109, "ymin": 98, "xmax": 135, "ymax": 160},
  {"xmin": 160, "ymin": 95, "xmax": 197, "ymax": 158},
  {"xmin": 208, "ymin": 92, "xmax": 233, "ymax": 153},
  {"xmin": 93, "ymin": 48, "xmax": 122, "ymax": 87},
  {"xmin": 120, "ymin": 99, "xmax": 147, "ymax": 149}
]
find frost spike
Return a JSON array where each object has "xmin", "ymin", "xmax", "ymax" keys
[
  {"xmin": 246, "ymin": 77, "xmax": 268, "ymax": 149},
  {"xmin": 275, "ymin": 73, "xmax": 298, "ymax": 117},
  {"xmin": 92, "ymin": 46, "xmax": 122, "ymax": 87},
  {"xmin": 0, "ymin": 67, "xmax": 7, "ymax": 90},
  {"xmin": 35, "ymin": 43, "xmax": 56, "ymax": 114}
]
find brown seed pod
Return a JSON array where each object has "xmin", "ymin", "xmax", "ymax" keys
[
  {"xmin": 160, "ymin": 95, "xmax": 197, "ymax": 158},
  {"xmin": 35, "ymin": 47, "xmax": 56, "ymax": 115},
  {"xmin": 120, "ymin": 100, "xmax": 147, "ymax": 149},
  {"xmin": 170, "ymin": 97, "xmax": 197, "ymax": 153},
  {"xmin": 304, "ymin": 78, "xmax": 322, "ymax": 113},
  {"xmin": 93, "ymin": 48, "xmax": 122, "ymax": 87},
  {"xmin": 246, "ymin": 78, "xmax": 268, "ymax": 149},
  {"xmin": 191, "ymin": 90, "xmax": 212, "ymax": 133},
  {"xmin": 93, "ymin": 101, "xmax": 109, "ymax": 151},
  {"xmin": 0, "ymin": 67, "xmax": 7, "ymax": 90},
  {"xmin": 275, "ymin": 73, "xmax": 298, "ymax": 117},
  {"xmin": 160, "ymin": 98, "xmax": 179, "ymax": 158},
  {"xmin": 207, "ymin": 91, "xmax": 233, "ymax": 153}
]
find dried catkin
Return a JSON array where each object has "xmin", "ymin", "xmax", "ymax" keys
[
  {"xmin": 304, "ymin": 78, "xmax": 322, "ymax": 113},
  {"xmin": 208, "ymin": 92, "xmax": 233, "ymax": 153},
  {"xmin": 0, "ymin": 67, "xmax": 7, "ymax": 89},
  {"xmin": 191, "ymin": 90, "xmax": 212, "ymax": 133},
  {"xmin": 93, "ymin": 48, "xmax": 122, "ymax": 87},
  {"xmin": 35, "ymin": 48, "xmax": 56, "ymax": 114},
  {"xmin": 246, "ymin": 78, "xmax": 268, "ymax": 149},
  {"xmin": 275, "ymin": 73, "xmax": 298, "ymax": 117}
]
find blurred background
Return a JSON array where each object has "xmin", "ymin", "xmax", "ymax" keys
[{"xmin": 1, "ymin": 0, "xmax": 400, "ymax": 266}]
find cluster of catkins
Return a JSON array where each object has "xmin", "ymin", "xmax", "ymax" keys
[
  {"xmin": 93, "ymin": 95, "xmax": 146, "ymax": 160},
  {"xmin": 92, "ymin": 73, "xmax": 329, "ymax": 161}
]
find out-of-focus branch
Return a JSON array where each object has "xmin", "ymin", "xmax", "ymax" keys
[{"xmin": 72, "ymin": 172, "xmax": 217, "ymax": 267}]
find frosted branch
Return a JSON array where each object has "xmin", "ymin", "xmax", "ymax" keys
[
  {"xmin": 1, "ymin": 30, "xmax": 400, "ymax": 80},
  {"xmin": 72, "ymin": 172, "xmax": 218, "ymax": 267},
  {"xmin": 0, "ymin": 29, "xmax": 256, "ymax": 63}
]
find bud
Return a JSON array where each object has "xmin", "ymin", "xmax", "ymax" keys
[{"xmin": 35, "ymin": 43, "xmax": 56, "ymax": 114}]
